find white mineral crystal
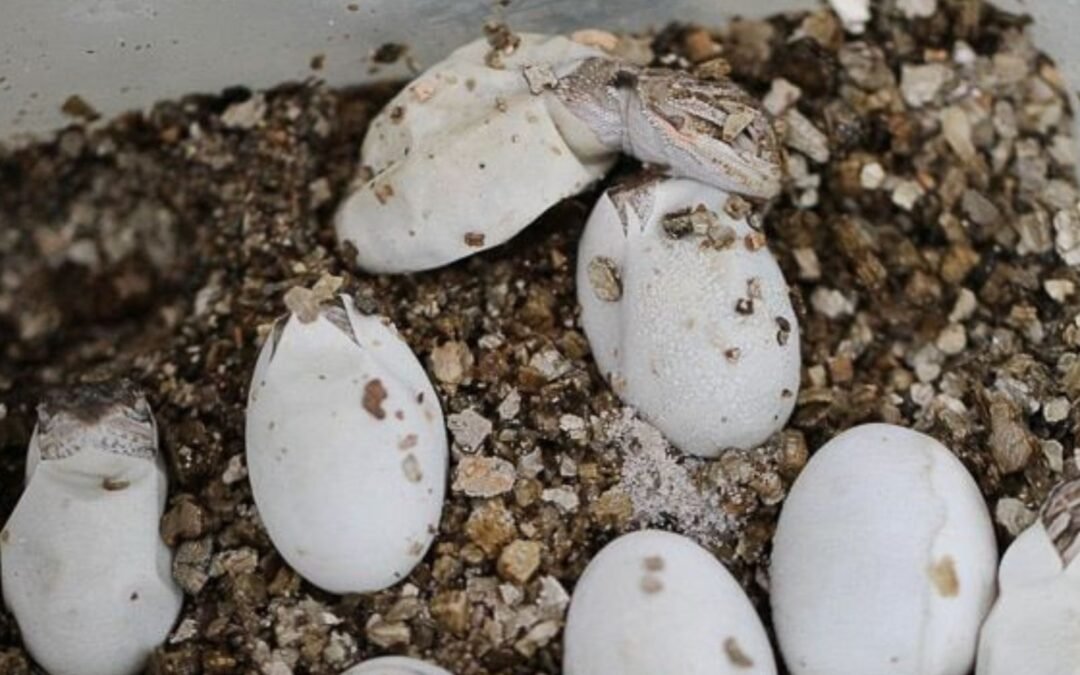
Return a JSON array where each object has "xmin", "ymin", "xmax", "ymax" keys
[
  {"xmin": 771, "ymin": 424, "xmax": 998, "ymax": 675},
  {"xmin": 1, "ymin": 381, "xmax": 182, "ymax": 675},
  {"xmin": 245, "ymin": 295, "xmax": 447, "ymax": 593},
  {"xmin": 343, "ymin": 656, "xmax": 452, "ymax": 675},
  {"xmin": 828, "ymin": 0, "xmax": 871, "ymax": 34},
  {"xmin": 563, "ymin": 530, "xmax": 776, "ymax": 674},
  {"xmin": 577, "ymin": 176, "xmax": 800, "ymax": 456},
  {"xmin": 977, "ymin": 479, "xmax": 1080, "ymax": 675},
  {"xmin": 336, "ymin": 34, "xmax": 616, "ymax": 273}
]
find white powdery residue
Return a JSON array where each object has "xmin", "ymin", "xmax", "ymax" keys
[{"xmin": 606, "ymin": 409, "xmax": 733, "ymax": 545}]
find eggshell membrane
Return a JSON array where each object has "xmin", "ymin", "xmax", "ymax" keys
[
  {"xmin": 576, "ymin": 177, "xmax": 800, "ymax": 456},
  {"xmin": 343, "ymin": 656, "xmax": 453, "ymax": 674},
  {"xmin": 770, "ymin": 424, "xmax": 997, "ymax": 675},
  {"xmin": 563, "ymin": 530, "xmax": 776, "ymax": 675},
  {"xmin": 336, "ymin": 34, "xmax": 616, "ymax": 273},
  {"xmin": 245, "ymin": 297, "xmax": 447, "ymax": 593},
  {"xmin": 2, "ymin": 444, "xmax": 181, "ymax": 675}
]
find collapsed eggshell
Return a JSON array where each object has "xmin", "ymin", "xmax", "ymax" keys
[
  {"xmin": 343, "ymin": 656, "xmax": 453, "ymax": 674},
  {"xmin": 245, "ymin": 296, "xmax": 447, "ymax": 593},
  {"xmin": 770, "ymin": 424, "xmax": 998, "ymax": 675},
  {"xmin": 563, "ymin": 530, "xmax": 777, "ymax": 675},
  {"xmin": 977, "ymin": 479, "xmax": 1080, "ymax": 675},
  {"xmin": 1, "ymin": 382, "xmax": 182, "ymax": 675},
  {"xmin": 576, "ymin": 176, "xmax": 800, "ymax": 456},
  {"xmin": 336, "ymin": 33, "xmax": 616, "ymax": 273}
]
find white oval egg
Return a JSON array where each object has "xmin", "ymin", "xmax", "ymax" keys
[
  {"xmin": 245, "ymin": 296, "xmax": 447, "ymax": 593},
  {"xmin": 336, "ymin": 33, "xmax": 616, "ymax": 274},
  {"xmin": 977, "ymin": 479, "xmax": 1080, "ymax": 675},
  {"xmin": 1, "ymin": 382, "xmax": 182, "ymax": 675},
  {"xmin": 343, "ymin": 656, "xmax": 453, "ymax": 674},
  {"xmin": 576, "ymin": 176, "xmax": 800, "ymax": 456},
  {"xmin": 563, "ymin": 530, "xmax": 777, "ymax": 675},
  {"xmin": 770, "ymin": 423, "xmax": 998, "ymax": 675}
]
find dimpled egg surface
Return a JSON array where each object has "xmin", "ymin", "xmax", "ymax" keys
[
  {"xmin": 563, "ymin": 530, "xmax": 776, "ymax": 675},
  {"xmin": 336, "ymin": 33, "xmax": 616, "ymax": 273},
  {"xmin": 343, "ymin": 656, "xmax": 453, "ymax": 674},
  {"xmin": 770, "ymin": 424, "xmax": 997, "ymax": 675},
  {"xmin": 576, "ymin": 176, "xmax": 799, "ymax": 456},
  {"xmin": 245, "ymin": 296, "xmax": 447, "ymax": 594}
]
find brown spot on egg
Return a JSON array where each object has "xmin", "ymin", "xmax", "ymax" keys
[
  {"xmin": 402, "ymin": 454, "xmax": 423, "ymax": 483},
  {"xmin": 930, "ymin": 556, "xmax": 960, "ymax": 597},
  {"xmin": 399, "ymin": 433, "xmax": 419, "ymax": 450},
  {"xmin": 103, "ymin": 477, "xmax": 131, "ymax": 491},
  {"xmin": 744, "ymin": 232, "xmax": 767, "ymax": 251},
  {"xmin": 640, "ymin": 574, "xmax": 663, "ymax": 594},
  {"xmin": 776, "ymin": 316, "xmax": 792, "ymax": 346},
  {"xmin": 642, "ymin": 555, "xmax": 665, "ymax": 572},
  {"xmin": 363, "ymin": 379, "xmax": 388, "ymax": 420},
  {"xmin": 465, "ymin": 232, "xmax": 486, "ymax": 247},
  {"xmin": 373, "ymin": 183, "xmax": 395, "ymax": 204},
  {"xmin": 724, "ymin": 637, "xmax": 754, "ymax": 668}
]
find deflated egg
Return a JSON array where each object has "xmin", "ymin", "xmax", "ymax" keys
[
  {"xmin": 245, "ymin": 296, "xmax": 447, "ymax": 593},
  {"xmin": 563, "ymin": 530, "xmax": 776, "ymax": 675},
  {"xmin": 577, "ymin": 176, "xmax": 799, "ymax": 456},
  {"xmin": 336, "ymin": 33, "xmax": 616, "ymax": 273},
  {"xmin": 1, "ymin": 381, "xmax": 182, "ymax": 675},
  {"xmin": 770, "ymin": 424, "xmax": 998, "ymax": 675}
]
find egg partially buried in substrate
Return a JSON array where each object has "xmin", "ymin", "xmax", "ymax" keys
[
  {"xmin": 563, "ymin": 530, "xmax": 777, "ymax": 675},
  {"xmin": 335, "ymin": 33, "xmax": 617, "ymax": 274},
  {"xmin": 770, "ymin": 424, "xmax": 998, "ymax": 675},
  {"xmin": 576, "ymin": 175, "xmax": 800, "ymax": 457},
  {"xmin": 245, "ymin": 295, "xmax": 447, "ymax": 593},
  {"xmin": 1, "ymin": 381, "xmax": 182, "ymax": 675},
  {"xmin": 343, "ymin": 656, "xmax": 453, "ymax": 674}
]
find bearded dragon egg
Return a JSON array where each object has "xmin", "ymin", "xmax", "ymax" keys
[
  {"xmin": 977, "ymin": 478, "xmax": 1080, "ymax": 675},
  {"xmin": 335, "ymin": 33, "xmax": 617, "ymax": 273},
  {"xmin": 343, "ymin": 656, "xmax": 453, "ymax": 674},
  {"xmin": 1, "ymin": 381, "xmax": 182, "ymax": 675},
  {"xmin": 563, "ymin": 530, "xmax": 777, "ymax": 675},
  {"xmin": 245, "ymin": 296, "xmax": 447, "ymax": 593},
  {"xmin": 770, "ymin": 424, "xmax": 998, "ymax": 675},
  {"xmin": 576, "ymin": 176, "xmax": 799, "ymax": 457}
]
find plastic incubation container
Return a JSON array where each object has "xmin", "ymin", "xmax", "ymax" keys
[{"xmin": 0, "ymin": 0, "xmax": 1077, "ymax": 154}]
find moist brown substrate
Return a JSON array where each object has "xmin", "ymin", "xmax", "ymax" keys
[{"xmin": 0, "ymin": 2, "xmax": 1078, "ymax": 673}]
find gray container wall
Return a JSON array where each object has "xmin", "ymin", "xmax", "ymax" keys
[{"xmin": 0, "ymin": 0, "xmax": 1076, "ymax": 149}]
